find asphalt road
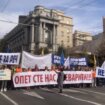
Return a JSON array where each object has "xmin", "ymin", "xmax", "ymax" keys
[{"xmin": 0, "ymin": 87, "xmax": 105, "ymax": 105}]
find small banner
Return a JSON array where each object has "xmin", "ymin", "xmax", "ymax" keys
[
  {"xmin": 0, "ymin": 69, "xmax": 11, "ymax": 80},
  {"xmin": 13, "ymin": 71, "xmax": 92, "ymax": 87},
  {"xmin": 52, "ymin": 55, "xmax": 87, "ymax": 66},
  {"xmin": 96, "ymin": 67, "xmax": 105, "ymax": 78},
  {"xmin": 0, "ymin": 53, "xmax": 20, "ymax": 65}
]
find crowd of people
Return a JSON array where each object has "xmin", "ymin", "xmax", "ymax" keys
[{"xmin": 0, "ymin": 64, "xmax": 104, "ymax": 93}]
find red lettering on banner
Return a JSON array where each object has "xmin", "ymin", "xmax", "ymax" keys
[
  {"xmin": 15, "ymin": 76, "xmax": 19, "ymax": 84},
  {"xmin": 45, "ymin": 74, "xmax": 49, "ymax": 82},
  {"xmin": 14, "ymin": 75, "xmax": 31, "ymax": 84},
  {"xmin": 82, "ymin": 74, "xmax": 92, "ymax": 80},
  {"xmin": 66, "ymin": 73, "xmax": 91, "ymax": 81},
  {"xmin": 33, "ymin": 75, "xmax": 36, "ymax": 82},
  {"xmin": 66, "ymin": 74, "xmax": 71, "ymax": 81},
  {"xmin": 88, "ymin": 74, "xmax": 92, "ymax": 80},
  {"xmin": 45, "ymin": 74, "xmax": 56, "ymax": 82},
  {"xmin": 33, "ymin": 75, "xmax": 43, "ymax": 83},
  {"xmin": 25, "ymin": 75, "xmax": 31, "ymax": 84},
  {"xmin": 40, "ymin": 75, "xmax": 43, "ymax": 82},
  {"xmin": 53, "ymin": 74, "xmax": 56, "ymax": 81},
  {"xmin": 20, "ymin": 76, "xmax": 24, "ymax": 84}
]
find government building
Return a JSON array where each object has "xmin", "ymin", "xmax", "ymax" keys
[
  {"xmin": 73, "ymin": 30, "xmax": 92, "ymax": 47},
  {"xmin": 4, "ymin": 5, "xmax": 73, "ymax": 54}
]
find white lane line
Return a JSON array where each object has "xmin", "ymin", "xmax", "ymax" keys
[
  {"xmin": 40, "ymin": 88, "xmax": 53, "ymax": 92},
  {"xmin": 41, "ymin": 88, "xmax": 102, "ymax": 105},
  {"xmin": 0, "ymin": 92, "xmax": 19, "ymax": 105},
  {"xmin": 23, "ymin": 90, "xmax": 44, "ymax": 100},
  {"xmin": 77, "ymin": 89, "xmax": 105, "ymax": 96},
  {"xmin": 63, "ymin": 89, "xmax": 87, "ymax": 94},
  {"xmin": 61, "ymin": 93, "xmax": 102, "ymax": 105}
]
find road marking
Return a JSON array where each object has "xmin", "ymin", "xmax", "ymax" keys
[
  {"xmin": 63, "ymin": 89, "xmax": 87, "ymax": 94},
  {"xmin": 0, "ymin": 92, "xmax": 18, "ymax": 105},
  {"xmin": 23, "ymin": 90, "xmax": 44, "ymax": 100},
  {"xmin": 42, "ymin": 88, "xmax": 87, "ymax": 94},
  {"xmin": 61, "ymin": 93, "xmax": 102, "ymax": 105},
  {"xmin": 77, "ymin": 89, "xmax": 105, "ymax": 96},
  {"xmin": 40, "ymin": 88, "xmax": 53, "ymax": 92},
  {"xmin": 41, "ymin": 88, "xmax": 102, "ymax": 105}
]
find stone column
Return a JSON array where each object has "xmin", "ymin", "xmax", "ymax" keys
[
  {"xmin": 30, "ymin": 23, "xmax": 35, "ymax": 54},
  {"xmin": 43, "ymin": 22, "xmax": 46, "ymax": 42},
  {"xmin": 55, "ymin": 25, "xmax": 58, "ymax": 52},
  {"xmin": 31, "ymin": 24, "xmax": 35, "ymax": 43},
  {"xmin": 53, "ymin": 25, "xmax": 56, "ymax": 52},
  {"xmin": 39, "ymin": 22, "xmax": 43, "ymax": 43}
]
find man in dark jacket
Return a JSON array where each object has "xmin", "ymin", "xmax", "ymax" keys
[{"xmin": 57, "ymin": 67, "xmax": 65, "ymax": 93}]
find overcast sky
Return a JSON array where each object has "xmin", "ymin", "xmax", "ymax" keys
[{"xmin": 0, "ymin": 0, "xmax": 105, "ymax": 38}]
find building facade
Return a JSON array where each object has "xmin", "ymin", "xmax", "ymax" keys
[
  {"xmin": 103, "ymin": 17, "xmax": 105, "ymax": 35},
  {"xmin": 73, "ymin": 30, "xmax": 92, "ymax": 47},
  {"xmin": 5, "ymin": 5, "xmax": 73, "ymax": 54}
]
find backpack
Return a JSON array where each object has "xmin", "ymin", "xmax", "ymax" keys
[{"xmin": 63, "ymin": 74, "xmax": 66, "ymax": 81}]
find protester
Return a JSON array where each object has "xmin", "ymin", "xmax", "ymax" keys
[
  {"xmin": 51, "ymin": 65, "xmax": 56, "ymax": 71},
  {"xmin": 26, "ymin": 68, "xmax": 32, "ymax": 90},
  {"xmin": 32, "ymin": 64, "xmax": 39, "ymax": 71},
  {"xmin": 1, "ymin": 65, "xmax": 11, "ymax": 92},
  {"xmin": 92, "ymin": 68, "xmax": 96, "ymax": 87},
  {"xmin": 15, "ymin": 65, "xmax": 22, "ymax": 73},
  {"xmin": 44, "ymin": 66, "xmax": 49, "ymax": 71},
  {"xmin": 56, "ymin": 67, "xmax": 65, "ymax": 93}
]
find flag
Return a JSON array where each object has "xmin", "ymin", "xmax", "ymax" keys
[
  {"xmin": 64, "ymin": 57, "xmax": 70, "ymax": 67},
  {"xmin": 60, "ymin": 51, "xmax": 64, "ymax": 66}
]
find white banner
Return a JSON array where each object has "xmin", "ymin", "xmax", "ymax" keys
[
  {"xmin": 101, "ymin": 61, "xmax": 105, "ymax": 69},
  {"xmin": 13, "ymin": 71, "xmax": 92, "ymax": 87},
  {"xmin": 0, "ymin": 53, "xmax": 20, "ymax": 65},
  {"xmin": 21, "ymin": 51, "xmax": 52, "ymax": 69},
  {"xmin": 0, "ymin": 69, "xmax": 11, "ymax": 80},
  {"xmin": 96, "ymin": 67, "xmax": 105, "ymax": 78}
]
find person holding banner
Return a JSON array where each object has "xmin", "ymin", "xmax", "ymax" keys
[
  {"xmin": 92, "ymin": 68, "xmax": 96, "ymax": 87},
  {"xmin": 32, "ymin": 64, "xmax": 39, "ymax": 71},
  {"xmin": 15, "ymin": 65, "xmax": 22, "ymax": 73},
  {"xmin": 1, "ymin": 65, "xmax": 11, "ymax": 92}
]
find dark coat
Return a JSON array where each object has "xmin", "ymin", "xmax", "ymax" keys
[{"xmin": 57, "ymin": 71, "xmax": 64, "ymax": 89}]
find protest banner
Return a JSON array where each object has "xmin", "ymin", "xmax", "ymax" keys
[
  {"xmin": 21, "ymin": 51, "xmax": 52, "ymax": 69},
  {"xmin": 52, "ymin": 54, "xmax": 87, "ymax": 66},
  {"xmin": 70, "ymin": 58, "xmax": 87, "ymax": 66},
  {"xmin": 96, "ymin": 67, "xmax": 105, "ymax": 78},
  {"xmin": 13, "ymin": 71, "xmax": 92, "ymax": 87},
  {"xmin": 0, "ymin": 69, "xmax": 11, "ymax": 80},
  {"xmin": 0, "ymin": 53, "xmax": 20, "ymax": 65}
]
